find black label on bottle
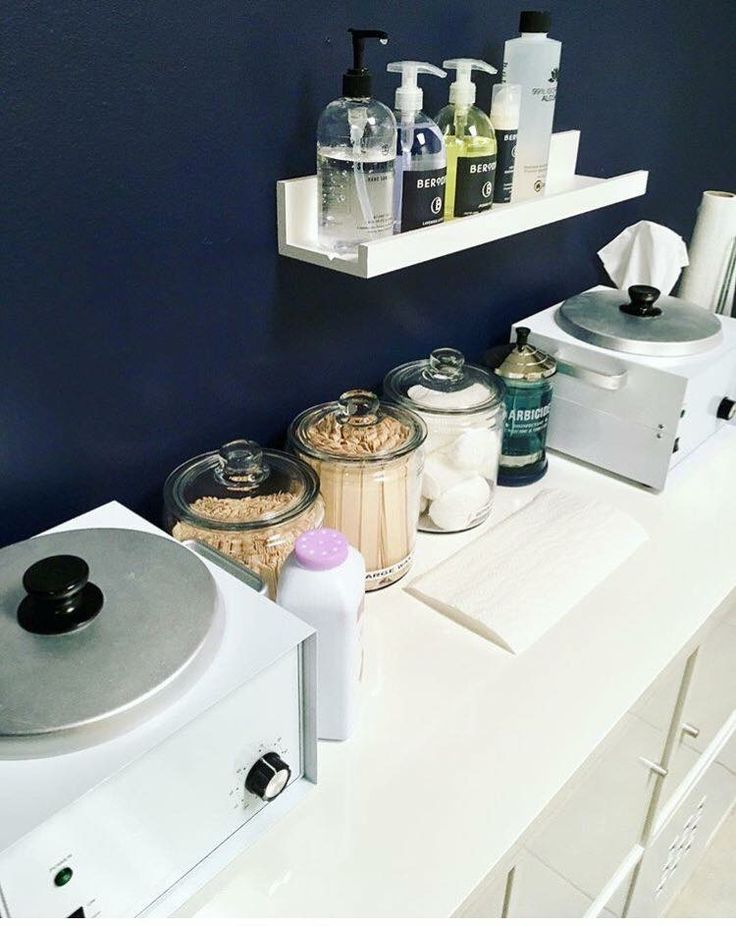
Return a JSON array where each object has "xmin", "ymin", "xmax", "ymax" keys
[
  {"xmin": 493, "ymin": 130, "xmax": 517, "ymax": 204},
  {"xmin": 400, "ymin": 167, "xmax": 446, "ymax": 232},
  {"xmin": 453, "ymin": 155, "xmax": 496, "ymax": 217}
]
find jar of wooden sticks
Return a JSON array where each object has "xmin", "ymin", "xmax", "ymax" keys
[{"xmin": 288, "ymin": 390, "xmax": 426, "ymax": 591}]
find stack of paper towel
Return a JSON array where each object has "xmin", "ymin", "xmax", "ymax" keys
[{"xmin": 408, "ymin": 488, "xmax": 648, "ymax": 654}]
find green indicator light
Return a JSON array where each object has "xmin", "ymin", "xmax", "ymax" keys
[{"xmin": 54, "ymin": 866, "xmax": 73, "ymax": 887}]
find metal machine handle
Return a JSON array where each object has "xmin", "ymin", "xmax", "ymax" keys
[
  {"xmin": 639, "ymin": 756, "xmax": 668, "ymax": 778},
  {"xmin": 555, "ymin": 357, "xmax": 628, "ymax": 391},
  {"xmin": 681, "ymin": 722, "xmax": 700, "ymax": 739},
  {"xmin": 182, "ymin": 540, "xmax": 267, "ymax": 595}
]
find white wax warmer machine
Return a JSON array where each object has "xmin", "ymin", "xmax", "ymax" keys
[
  {"xmin": 0, "ymin": 502, "xmax": 317, "ymax": 917},
  {"xmin": 514, "ymin": 285, "xmax": 736, "ymax": 489}
]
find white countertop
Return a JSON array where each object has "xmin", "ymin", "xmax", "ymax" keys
[{"xmin": 181, "ymin": 429, "xmax": 736, "ymax": 918}]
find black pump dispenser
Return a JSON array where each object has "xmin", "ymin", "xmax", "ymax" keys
[{"xmin": 342, "ymin": 29, "xmax": 389, "ymax": 98}]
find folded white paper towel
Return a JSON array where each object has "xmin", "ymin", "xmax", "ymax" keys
[
  {"xmin": 598, "ymin": 220, "xmax": 688, "ymax": 295},
  {"xmin": 679, "ymin": 191, "xmax": 736, "ymax": 315},
  {"xmin": 407, "ymin": 489, "xmax": 647, "ymax": 654}
]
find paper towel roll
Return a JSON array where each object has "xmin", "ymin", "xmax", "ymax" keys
[{"xmin": 679, "ymin": 191, "xmax": 736, "ymax": 315}]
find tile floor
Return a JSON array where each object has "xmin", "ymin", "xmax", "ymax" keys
[{"xmin": 666, "ymin": 805, "xmax": 736, "ymax": 917}]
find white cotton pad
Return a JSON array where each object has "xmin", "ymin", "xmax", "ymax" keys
[
  {"xmin": 421, "ymin": 454, "xmax": 468, "ymax": 501},
  {"xmin": 480, "ymin": 430, "xmax": 502, "ymax": 480},
  {"xmin": 445, "ymin": 428, "xmax": 496, "ymax": 472},
  {"xmin": 427, "ymin": 476, "xmax": 491, "ymax": 531}
]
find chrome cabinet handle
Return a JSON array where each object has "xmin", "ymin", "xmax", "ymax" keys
[
  {"xmin": 682, "ymin": 722, "xmax": 700, "ymax": 739},
  {"xmin": 554, "ymin": 357, "xmax": 628, "ymax": 391},
  {"xmin": 639, "ymin": 756, "xmax": 668, "ymax": 778}
]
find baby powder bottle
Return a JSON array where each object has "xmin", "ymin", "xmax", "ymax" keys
[{"xmin": 277, "ymin": 529, "xmax": 365, "ymax": 741}]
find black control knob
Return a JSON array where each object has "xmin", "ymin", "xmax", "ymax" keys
[
  {"xmin": 245, "ymin": 752, "xmax": 291, "ymax": 802},
  {"xmin": 717, "ymin": 397, "xmax": 736, "ymax": 421},
  {"xmin": 17, "ymin": 555, "xmax": 104, "ymax": 635}
]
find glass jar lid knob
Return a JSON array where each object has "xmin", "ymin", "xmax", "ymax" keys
[
  {"xmin": 336, "ymin": 389, "xmax": 381, "ymax": 426},
  {"xmin": 425, "ymin": 347, "xmax": 465, "ymax": 383},
  {"xmin": 217, "ymin": 439, "xmax": 270, "ymax": 488}
]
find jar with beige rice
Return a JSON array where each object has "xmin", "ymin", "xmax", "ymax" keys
[{"xmin": 163, "ymin": 438, "xmax": 324, "ymax": 598}]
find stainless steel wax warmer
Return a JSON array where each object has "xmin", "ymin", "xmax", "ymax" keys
[
  {"xmin": 0, "ymin": 503, "xmax": 317, "ymax": 917},
  {"xmin": 513, "ymin": 285, "xmax": 736, "ymax": 489}
]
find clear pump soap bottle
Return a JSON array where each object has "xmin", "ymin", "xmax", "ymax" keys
[
  {"xmin": 502, "ymin": 11, "xmax": 561, "ymax": 200},
  {"xmin": 434, "ymin": 59, "xmax": 498, "ymax": 220},
  {"xmin": 317, "ymin": 29, "xmax": 397, "ymax": 256},
  {"xmin": 387, "ymin": 61, "xmax": 447, "ymax": 233}
]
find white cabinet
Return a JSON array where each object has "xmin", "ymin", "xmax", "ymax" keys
[
  {"xmin": 626, "ymin": 760, "xmax": 736, "ymax": 916},
  {"xmin": 456, "ymin": 850, "xmax": 591, "ymax": 918},
  {"xmin": 455, "ymin": 602, "xmax": 736, "ymax": 920},
  {"xmin": 507, "ymin": 851, "xmax": 592, "ymax": 919},
  {"xmin": 527, "ymin": 713, "xmax": 667, "ymax": 911},
  {"xmin": 635, "ymin": 616, "xmax": 736, "ymax": 806}
]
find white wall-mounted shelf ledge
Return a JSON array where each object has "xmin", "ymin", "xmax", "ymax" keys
[{"xmin": 277, "ymin": 130, "xmax": 648, "ymax": 279}]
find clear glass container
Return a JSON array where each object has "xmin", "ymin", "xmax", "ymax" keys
[
  {"xmin": 383, "ymin": 348, "xmax": 506, "ymax": 533},
  {"xmin": 288, "ymin": 389, "xmax": 426, "ymax": 591},
  {"xmin": 163, "ymin": 439, "xmax": 324, "ymax": 599}
]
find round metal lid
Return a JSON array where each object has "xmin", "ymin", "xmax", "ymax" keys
[
  {"xmin": 557, "ymin": 285, "xmax": 722, "ymax": 357},
  {"xmin": 0, "ymin": 529, "xmax": 218, "ymax": 740}
]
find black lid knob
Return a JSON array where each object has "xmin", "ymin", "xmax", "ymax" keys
[
  {"xmin": 18, "ymin": 555, "xmax": 103, "ymax": 635},
  {"xmin": 620, "ymin": 285, "xmax": 663, "ymax": 318}
]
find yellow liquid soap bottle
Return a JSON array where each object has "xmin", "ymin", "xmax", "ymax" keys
[{"xmin": 435, "ymin": 59, "xmax": 498, "ymax": 219}]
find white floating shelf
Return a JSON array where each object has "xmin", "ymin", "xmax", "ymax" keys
[{"xmin": 277, "ymin": 130, "xmax": 648, "ymax": 279}]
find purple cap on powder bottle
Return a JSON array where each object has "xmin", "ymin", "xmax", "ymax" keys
[{"xmin": 294, "ymin": 529, "xmax": 349, "ymax": 571}]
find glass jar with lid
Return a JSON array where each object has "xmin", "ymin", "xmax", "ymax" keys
[
  {"xmin": 163, "ymin": 439, "xmax": 324, "ymax": 598},
  {"xmin": 383, "ymin": 347, "xmax": 506, "ymax": 533},
  {"xmin": 288, "ymin": 390, "xmax": 426, "ymax": 591}
]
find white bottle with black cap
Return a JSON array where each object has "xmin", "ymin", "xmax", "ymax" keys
[{"xmin": 502, "ymin": 11, "xmax": 561, "ymax": 201}]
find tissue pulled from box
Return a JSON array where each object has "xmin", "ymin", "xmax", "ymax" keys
[{"xmin": 598, "ymin": 220, "xmax": 688, "ymax": 295}]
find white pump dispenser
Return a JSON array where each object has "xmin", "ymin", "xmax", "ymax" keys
[
  {"xmin": 387, "ymin": 61, "xmax": 448, "ymax": 233},
  {"xmin": 434, "ymin": 59, "xmax": 498, "ymax": 219},
  {"xmin": 444, "ymin": 58, "xmax": 497, "ymax": 108},
  {"xmin": 388, "ymin": 60, "xmax": 446, "ymax": 116}
]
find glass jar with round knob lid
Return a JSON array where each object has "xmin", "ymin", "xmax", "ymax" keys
[
  {"xmin": 383, "ymin": 347, "xmax": 506, "ymax": 532},
  {"xmin": 288, "ymin": 389, "xmax": 426, "ymax": 591},
  {"xmin": 163, "ymin": 439, "xmax": 324, "ymax": 598}
]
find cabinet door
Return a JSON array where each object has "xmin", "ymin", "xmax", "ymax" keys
[
  {"xmin": 636, "ymin": 617, "xmax": 736, "ymax": 804},
  {"xmin": 626, "ymin": 759, "xmax": 736, "ymax": 917},
  {"xmin": 506, "ymin": 850, "xmax": 592, "ymax": 918},
  {"xmin": 528, "ymin": 713, "xmax": 667, "ymax": 909},
  {"xmin": 671, "ymin": 619, "xmax": 736, "ymax": 775}
]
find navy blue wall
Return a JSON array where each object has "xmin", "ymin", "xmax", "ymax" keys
[{"xmin": 4, "ymin": 0, "xmax": 735, "ymax": 543}]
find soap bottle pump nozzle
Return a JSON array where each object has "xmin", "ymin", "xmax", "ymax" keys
[
  {"xmin": 386, "ymin": 60, "xmax": 446, "ymax": 116},
  {"xmin": 442, "ymin": 58, "xmax": 497, "ymax": 108},
  {"xmin": 343, "ymin": 28, "xmax": 389, "ymax": 98}
]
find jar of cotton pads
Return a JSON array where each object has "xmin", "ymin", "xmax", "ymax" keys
[{"xmin": 383, "ymin": 348, "xmax": 506, "ymax": 532}]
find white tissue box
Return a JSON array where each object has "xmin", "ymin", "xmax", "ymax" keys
[{"xmin": 516, "ymin": 288, "xmax": 736, "ymax": 490}]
